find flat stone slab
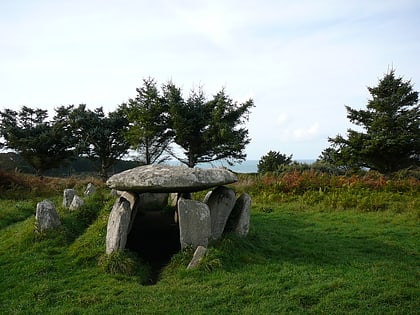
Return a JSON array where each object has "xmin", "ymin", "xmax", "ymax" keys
[{"xmin": 106, "ymin": 164, "xmax": 237, "ymax": 193}]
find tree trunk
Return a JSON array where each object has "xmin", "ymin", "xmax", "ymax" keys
[
  {"xmin": 145, "ymin": 138, "xmax": 151, "ymax": 165},
  {"xmin": 188, "ymin": 152, "xmax": 195, "ymax": 168},
  {"xmin": 101, "ymin": 160, "xmax": 108, "ymax": 180}
]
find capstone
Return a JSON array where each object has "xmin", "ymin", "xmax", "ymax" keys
[{"xmin": 106, "ymin": 164, "xmax": 237, "ymax": 193}]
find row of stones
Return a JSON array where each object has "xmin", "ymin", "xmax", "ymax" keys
[
  {"xmin": 35, "ymin": 184, "xmax": 96, "ymax": 232},
  {"xmin": 106, "ymin": 186, "xmax": 251, "ymax": 254}
]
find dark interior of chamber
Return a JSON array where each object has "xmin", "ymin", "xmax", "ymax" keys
[{"xmin": 126, "ymin": 208, "xmax": 180, "ymax": 285}]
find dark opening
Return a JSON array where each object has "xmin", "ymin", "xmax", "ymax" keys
[{"xmin": 126, "ymin": 208, "xmax": 180, "ymax": 285}]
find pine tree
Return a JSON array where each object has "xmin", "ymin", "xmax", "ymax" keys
[{"xmin": 324, "ymin": 69, "xmax": 419, "ymax": 173}]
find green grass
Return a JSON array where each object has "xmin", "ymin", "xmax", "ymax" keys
[
  {"xmin": 0, "ymin": 200, "xmax": 36, "ymax": 229},
  {"xmin": 0, "ymin": 187, "xmax": 419, "ymax": 314}
]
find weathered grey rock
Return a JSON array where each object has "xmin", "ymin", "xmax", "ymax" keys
[
  {"xmin": 203, "ymin": 190, "xmax": 212, "ymax": 203},
  {"xmin": 168, "ymin": 193, "xmax": 178, "ymax": 207},
  {"xmin": 205, "ymin": 186, "xmax": 236, "ymax": 240},
  {"xmin": 110, "ymin": 189, "xmax": 119, "ymax": 197},
  {"xmin": 63, "ymin": 189, "xmax": 77, "ymax": 208},
  {"xmin": 120, "ymin": 191, "xmax": 137, "ymax": 207},
  {"xmin": 178, "ymin": 198, "xmax": 211, "ymax": 250},
  {"xmin": 35, "ymin": 200, "xmax": 61, "ymax": 232},
  {"xmin": 174, "ymin": 210, "xmax": 179, "ymax": 223},
  {"xmin": 69, "ymin": 195, "xmax": 84, "ymax": 211},
  {"xmin": 106, "ymin": 164, "xmax": 237, "ymax": 193},
  {"xmin": 106, "ymin": 192, "xmax": 137, "ymax": 254},
  {"xmin": 138, "ymin": 192, "xmax": 169, "ymax": 211},
  {"xmin": 187, "ymin": 246, "xmax": 207, "ymax": 269},
  {"xmin": 84, "ymin": 183, "xmax": 96, "ymax": 196},
  {"xmin": 169, "ymin": 193, "xmax": 191, "ymax": 222},
  {"xmin": 229, "ymin": 193, "xmax": 251, "ymax": 236}
]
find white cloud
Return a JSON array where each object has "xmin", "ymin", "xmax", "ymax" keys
[
  {"xmin": 276, "ymin": 113, "xmax": 290, "ymax": 125},
  {"xmin": 293, "ymin": 123, "xmax": 320, "ymax": 140},
  {"xmin": 277, "ymin": 122, "xmax": 321, "ymax": 142}
]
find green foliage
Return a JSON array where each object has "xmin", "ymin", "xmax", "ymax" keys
[
  {"xmin": 0, "ymin": 77, "xmax": 254, "ymax": 174},
  {"xmin": 120, "ymin": 77, "xmax": 173, "ymax": 165},
  {"xmin": 324, "ymin": 69, "xmax": 420, "ymax": 173},
  {"xmin": 0, "ymin": 152, "xmax": 34, "ymax": 174},
  {"xmin": 234, "ymin": 170, "xmax": 419, "ymax": 213},
  {"xmin": 164, "ymin": 82, "xmax": 254, "ymax": 167},
  {"xmin": 0, "ymin": 152, "xmax": 138, "ymax": 177},
  {"xmin": 64, "ymin": 104, "xmax": 130, "ymax": 179},
  {"xmin": 257, "ymin": 150, "xmax": 293, "ymax": 173},
  {"xmin": 0, "ymin": 106, "xmax": 76, "ymax": 175}
]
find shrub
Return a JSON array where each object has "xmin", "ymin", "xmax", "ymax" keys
[
  {"xmin": 257, "ymin": 150, "xmax": 293, "ymax": 173},
  {"xmin": 0, "ymin": 169, "xmax": 29, "ymax": 190},
  {"xmin": 234, "ymin": 169, "xmax": 419, "ymax": 212}
]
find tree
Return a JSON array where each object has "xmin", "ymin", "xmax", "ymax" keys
[
  {"xmin": 324, "ymin": 69, "xmax": 420, "ymax": 173},
  {"xmin": 164, "ymin": 82, "xmax": 254, "ymax": 167},
  {"xmin": 0, "ymin": 106, "xmax": 76, "ymax": 176},
  {"xmin": 257, "ymin": 150, "xmax": 293, "ymax": 173},
  {"xmin": 120, "ymin": 77, "xmax": 173, "ymax": 165},
  {"xmin": 66, "ymin": 104, "xmax": 130, "ymax": 179}
]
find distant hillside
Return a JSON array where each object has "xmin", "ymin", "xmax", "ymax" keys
[{"xmin": 0, "ymin": 152, "xmax": 138, "ymax": 177}]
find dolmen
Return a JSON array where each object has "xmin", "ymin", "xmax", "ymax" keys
[{"xmin": 105, "ymin": 164, "xmax": 251, "ymax": 255}]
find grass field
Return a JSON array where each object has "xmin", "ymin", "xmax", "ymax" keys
[{"xmin": 0, "ymin": 172, "xmax": 419, "ymax": 314}]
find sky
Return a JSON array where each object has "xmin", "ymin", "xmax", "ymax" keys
[{"xmin": 1, "ymin": 0, "xmax": 419, "ymax": 160}]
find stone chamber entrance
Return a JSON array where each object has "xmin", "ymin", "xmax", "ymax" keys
[{"xmin": 126, "ymin": 207, "xmax": 180, "ymax": 285}]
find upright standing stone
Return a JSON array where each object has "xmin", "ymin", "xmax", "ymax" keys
[
  {"xmin": 35, "ymin": 200, "xmax": 61, "ymax": 232},
  {"xmin": 138, "ymin": 192, "xmax": 169, "ymax": 211},
  {"xmin": 205, "ymin": 186, "xmax": 236, "ymax": 240},
  {"xmin": 203, "ymin": 190, "xmax": 212, "ymax": 204},
  {"xmin": 178, "ymin": 198, "xmax": 211, "ymax": 250},
  {"xmin": 69, "ymin": 195, "xmax": 84, "ymax": 211},
  {"xmin": 229, "ymin": 193, "xmax": 251, "ymax": 236},
  {"xmin": 187, "ymin": 246, "xmax": 207, "ymax": 269},
  {"xmin": 84, "ymin": 183, "xmax": 96, "ymax": 196},
  {"xmin": 106, "ymin": 192, "xmax": 137, "ymax": 254},
  {"xmin": 63, "ymin": 189, "xmax": 77, "ymax": 208},
  {"xmin": 168, "ymin": 193, "xmax": 178, "ymax": 207}
]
